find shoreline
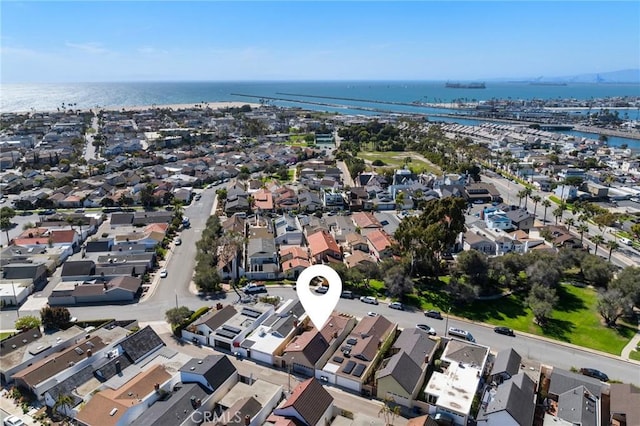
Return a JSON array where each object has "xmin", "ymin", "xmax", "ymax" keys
[{"xmin": 3, "ymin": 101, "xmax": 262, "ymax": 115}]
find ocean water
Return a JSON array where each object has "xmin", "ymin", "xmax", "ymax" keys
[
  {"xmin": 2, "ymin": 81, "xmax": 639, "ymax": 148},
  {"xmin": 2, "ymin": 81, "xmax": 639, "ymax": 113}
]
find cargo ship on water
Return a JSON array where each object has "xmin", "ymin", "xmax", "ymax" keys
[{"xmin": 445, "ymin": 81, "xmax": 486, "ymax": 89}]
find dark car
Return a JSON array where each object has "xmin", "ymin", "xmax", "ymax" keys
[
  {"xmin": 424, "ymin": 310, "xmax": 443, "ymax": 320},
  {"xmin": 579, "ymin": 368, "xmax": 609, "ymax": 382},
  {"xmin": 340, "ymin": 290, "xmax": 354, "ymax": 299},
  {"xmin": 494, "ymin": 326, "xmax": 515, "ymax": 336}
]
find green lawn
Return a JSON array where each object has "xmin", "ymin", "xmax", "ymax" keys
[
  {"xmin": 0, "ymin": 332, "xmax": 12, "ymax": 340},
  {"xmin": 629, "ymin": 350, "xmax": 640, "ymax": 362},
  {"xmin": 415, "ymin": 282, "xmax": 633, "ymax": 355},
  {"xmin": 358, "ymin": 151, "xmax": 441, "ymax": 175}
]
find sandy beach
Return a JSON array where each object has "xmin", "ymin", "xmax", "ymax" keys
[
  {"xmin": 114, "ymin": 101, "xmax": 261, "ymax": 112},
  {"xmin": 6, "ymin": 101, "xmax": 262, "ymax": 115}
]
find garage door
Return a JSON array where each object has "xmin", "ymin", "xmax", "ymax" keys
[
  {"xmin": 293, "ymin": 363, "xmax": 314, "ymax": 377},
  {"xmin": 215, "ymin": 340, "xmax": 231, "ymax": 351}
]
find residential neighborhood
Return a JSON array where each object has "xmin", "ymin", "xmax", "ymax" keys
[{"xmin": 1, "ymin": 102, "xmax": 639, "ymax": 426}]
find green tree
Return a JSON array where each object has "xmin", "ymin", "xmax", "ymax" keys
[
  {"xmin": 631, "ymin": 223, "xmax": 640, "ymax": 240},
  {"xmin": 383, "ymin": 264, "xmax": 413, "ymax": 299},
  {"xmin": 526, "ymin": 283, "xmax": 558, "ymax": 326},
  {"xmin": 194, "ymin": 268, "xmax": 222, "ymax": 293},
  {"xmin": 165, "ymin": 306, "xmax": 192, "ymax": 327},
  {"xmin": 597, "ymin": 289, "xmax": 625, "ymax": 327},
  {"xmin": 580, "ymin": 254, "xmax": 612, "ymax": 288},
  {"xmin": 455, "ymin": 250, "xmax": 489, "ymax": 289},
  {"xmin": 609, "ymin": 266, "xmax": 640, "ymax": 310},
  {"xmin": 40, "ymin": 306, "xmax": 72, "ymax": 330},
  {"xmin": 394, "ymin": 197, "xmax": 466, "ymax": 275},
  {"xmin": 15, "ymin": 315, "xmax": 41, "ymax": 331},
  {"xmin": 526, "ymin": 260, "xmax": 561, "ymax": 289}
]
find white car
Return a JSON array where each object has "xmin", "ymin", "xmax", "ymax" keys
[
  {"xmin": 367, "ymin": 311, "xmax": 378, "ymax": 317},
  {"xmin": 4, "ymin": 416, "xmax": 25, "ymax": 426},
  {"xmin": 360, "ymin": 296, "xmax": 378, "ymax": 305},
  {"xmin": 160, "ymin": 269, "xmax": 168, "ymax": 278},
  {"xmin": 416, "ymin": 324, "xmax": 437, "ymax": 335}
]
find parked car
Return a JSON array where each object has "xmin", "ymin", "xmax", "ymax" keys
[
  {"xmin": 493, "ymin": 326, "xmax": 515, "ymax": 336},
  {"xmin": 175, "ymin": 237, "xmax": 182, "ymax": 245},
  {"xmin": 448, "ymin": 327, "xmax": 476, "ymax": 342},
  {"xmin": 315, "ymin": 285, "xmax": 329, "ymax": 294},
  {"xmin": 416, "ymin": 324, "xmax": 437, "ymax": 335},
  {"xmin": 243, "ymin": 283, "xmax": 267, "ymax": 294},
  {"xmin": 579, "ymin": 368, "xmax": 609, "ymax": 382},
  {"xmin": 360, "ymin": 296, "xmax": 378, "ymax": 305},
  {"xmin": 389, "ymin": 302, "xmax": 404, "ymax": 310},
  {"xmin": 424, "ymin": 310, "xmax": 443, "ymax": 319},
  {"xmin": 3, "ymin": 416, "xmax": 25, "ymax": 426},
  {"xmin": 367, "ymin": 311, "xmax": 378, "ymax": 317},
  {"xmin": 159, "ymin": 269, "xmax": 168, "ymax": 278},
  {"xmin": 340, "ymin": 290, "xmax": 354, "ymax": 299}
]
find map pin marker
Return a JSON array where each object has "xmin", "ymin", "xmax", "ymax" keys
[{"xmin": 296, "ymin": 265, "xmax": 342, "ymax": 330}]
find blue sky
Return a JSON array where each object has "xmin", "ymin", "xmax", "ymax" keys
[{"xmin": 1, "ymin": 1, "xmax": 638, "ymax": 83}]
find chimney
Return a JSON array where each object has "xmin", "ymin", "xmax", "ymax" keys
[
  {"xmin": 244, "ymin": 415, "xmax": 251, "ymax": 426},
  {"xmin": 87, "ymin": 349, "xmax": 92, "ymax": 358},
  {"xmin": 154, "ymin": 383, "xmax": 160, "ymax": 391}
]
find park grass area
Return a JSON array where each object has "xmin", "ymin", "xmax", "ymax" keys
[
  {"xmin": 629, "ymin": 350, "xmax": 640, "ymax": 362},
  {"xmin": 0, "ymin": 332, "xmax": 12, "ymax": 340},
  {"xmin": 415, "ymin": 282, "xmax": 633, "ymax": 355},
  {"xmin": 358, "ymin": 151, "xmax": 441, "ymax": 175}
]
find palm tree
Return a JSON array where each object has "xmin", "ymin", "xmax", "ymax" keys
[
  {"xmin": 553, "ymin": 206, "xmax": 564, "ymax": 225},
  {"xmin": 531, "ymin": 195, "xmax": 541, "ymax": 216},
  {"xmin": 577, "ymin": 223, "xmax": 589, "ymax": 245},
  {"xmin": 523, "ymin": 187, "xmax": 532, "ymax": 209},
  {"xmin": 565, "ymin": 218, "xmax": 575, "ymax": 232},
  {"xmin": 606, "ymin": 240, "xmax": 620, "ymax": 262},
  {"xmin": 517, "ymin": 189, "xmax": 527, "ymax": 208},
  {"xmin": 592, "ymin": 235, "xmax": 605, "ymax": 256},
  {"xmin": 53, "ymin": 393, "xmax": 74, "ymax": 418},
  {"xmin": 542, "ymin": 199, "xmax": 551, "ymax": 223}
]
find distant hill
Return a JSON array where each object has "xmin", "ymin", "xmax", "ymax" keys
[{"xmin": 495, "ymin": 69, "xmax": 640, "ymax": 84}]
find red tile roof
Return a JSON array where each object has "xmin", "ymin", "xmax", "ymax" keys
[
  {"xmin": 307, "ymin": 230, "xmax": 340, "ymax": 258},
  {"xmin": 366, "ymin": 229, "xmax": 394, "ymax": 253}
]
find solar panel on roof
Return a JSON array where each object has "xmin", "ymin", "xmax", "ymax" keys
[
  {"xmin": 343, "ymin": 360, "xmax": 356, "ymax": 374},
  {"xmin": 352, "ymin": 363, "xmax": 366, "ymax": 377},
  {"xmin": 333, "ymin": 356, "xmax": 344, "ymax": 364},
  {"xmin": 215, "ymin": 329, "xmax": 237, "ymax": 339},
  {"xmin": 242, "ymin": 308, "xmax": 261, "ymax": 318},
  {"xmin": 222, "ymin": 325, "xmax": 241, "ymax": 334},
  {"xmin": 74, "ymin": 347, "xmax": 84, "ymax": 355}
]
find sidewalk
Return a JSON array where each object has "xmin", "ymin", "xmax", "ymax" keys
[
  {"xmin": 620, "ymin": 316, "xmax": 640, "ymax": 360},
  {"xmin": 0, "ymin": 389, "xmax": 40, "ymax": 426}
]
